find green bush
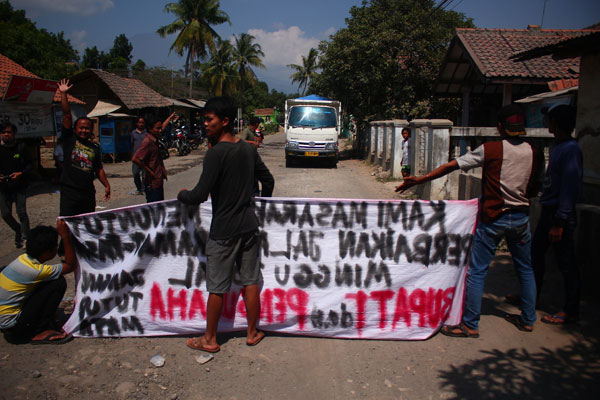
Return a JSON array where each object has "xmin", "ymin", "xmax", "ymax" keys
[{"xmin": 263, "ymin": 121, "xmax": 280, "ymax": 134}]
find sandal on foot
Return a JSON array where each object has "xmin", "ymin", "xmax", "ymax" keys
[
  {"xmin": 31, "ymin": 330, "xmax": 73, "ymax": 345},
  {"xmin": 440, "ymin": 323, "xmax": 479, "ymax": 338},
  {"xmin": 246, "ymin": 330, "xmax": 265, "ymax": 346},
  {"xmin": 541, "ymin": 313, "xmax": 577, "ymax": 325},
  {"xmin": 186, "ymin": 337, "xmax": 220, "ymax": 353},
  {"xmin": 504, "ymin": 313, "xmax": 533, "ymax": 332}
]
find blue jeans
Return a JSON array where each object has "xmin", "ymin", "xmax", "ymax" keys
[
  {"xmin": 145, "ymin": 185, "xmax": 164, "ymax": 203},
  {"xmin": 463, "ymin": 211, "xmax": 537, "ymax": 330}
]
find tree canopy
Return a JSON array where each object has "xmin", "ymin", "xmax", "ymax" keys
[
  {"xmin": 0, "ymin": 0, "xmax": 78, "ymax": 79},
  {"xmin": 311, "ymin": 0, "xmax": 474, "ymax": 123},
  {"xmin": 287, "ymin": 47, "xmax": 319, "ymax": 96}
]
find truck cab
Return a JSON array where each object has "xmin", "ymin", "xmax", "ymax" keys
[{"xmin": 284, "ymin": 95, "xmax": 341, "ymax": 167}]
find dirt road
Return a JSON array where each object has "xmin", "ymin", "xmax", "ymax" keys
[{"xmin": 1, "ymin": 132, "xmax": 598, "ymax": 400}]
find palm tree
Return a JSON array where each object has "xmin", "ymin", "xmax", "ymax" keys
[
  {"xmin": 157, "ymin": 0, "xmax": 230, "ymax": 97},
  {"xmin": 202, "ymin": 39, "xmax": 238, "ymax": 96},
  {"xmin": 287, "ymin": 48, "xmax": 319, "ymax": 96},
  {"xmin": 232, "ymin": 33, "xmax": 265, "ymax": 94}
]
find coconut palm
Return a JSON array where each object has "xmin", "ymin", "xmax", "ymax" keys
[
  {"xmin": 202, "ymin": 39, "xmax": 238, "ymax": 96},
  {"xmin": 232, "ymin": 33, "xmax": 265, "ymax": 93},
  {"xmin": 287, "ymin": 47, "xmax": 319, "ymax": 96},
  {"xmin": 157, "ymin": 0, "xmax": 230, "ymax": 96}
]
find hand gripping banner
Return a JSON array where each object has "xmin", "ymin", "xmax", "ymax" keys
[{"xmin": 62, "ymin": 197, "xmax": 477, "ymax": 340}]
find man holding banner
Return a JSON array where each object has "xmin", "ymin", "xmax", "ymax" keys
[
  {"xmin": 178, "ymin": 97, "xmax": 274, "ymax": 352},
  {"xmin": 396, "ymin": 104, "xmax": 543, "ymax": 337}
]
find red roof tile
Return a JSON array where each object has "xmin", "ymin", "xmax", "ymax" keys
[
  {"xmin": 0, "ymin": 53, "xmax": 84, "ymax": 104},
  {"xmin": 456, "ymin": 27, "xmax": 589, "ymax": 80}
]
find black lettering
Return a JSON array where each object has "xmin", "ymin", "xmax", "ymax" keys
[
  {"xmin": 274, "ymin": 264, "xmax": 290, "ymax": 286},
  {"xmin": 298, "ymin": 203, "xmax": 314, "ymax": 228},
  {"xmin": 293, "ymin": 264, "xmax": 312, "ymax": 289},
  {"xmin": 169, "ymin": 258, "xmax": 194, "ymax": 288},
  {"xmin": 121, "ymin": 316, "xmax": 144, "ymax": 334},
  {"xmin": 424, "ymin": 201, "xmax": 446, "ymax": 233},
  {"xmin": 314, "ymin": 265, "xmax": 331, "ymax": 289},
  {"xmin": 332, "ymin": 202, "xmax": 349, "ymax": 228},
  {"xmin": 316, "ymin": 203, "xmax": 332, "ymax": 226},
  {"xmin": 431, "ymin": 233, "xmax": 449, "ymax": 264},
  {"xmin": 408, "ymin": 201, "xmax": 425, "ymax": 230},
  {"xmin": 335, "ymin": 263, "xmax": 354, "ymax": 287},
  {"xmin": 364, "ymin": 260, "xmax": 392, "ymax": 288},
  {"xmin": 413, "ymin": 234, "xmax": 432, "ymax": 267}
]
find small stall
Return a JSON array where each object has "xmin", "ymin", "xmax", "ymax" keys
[{"xmin": 88, "ymin": 100, "xmax": 134, "ymax": 162}]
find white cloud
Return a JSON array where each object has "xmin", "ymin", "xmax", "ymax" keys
[
  {"xmin": 249, "ymin": 26, "xmax": 320, "ymax": 68},
  {"xmin": 12, "ymin": 0, "xmax": 114, "ymax": 16},
  {"xmin": 67, "ymin": 30, "xmax": 87, "ymax": 53}
]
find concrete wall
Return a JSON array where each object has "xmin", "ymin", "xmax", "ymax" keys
[{"xmin": 575, "ymin": 52, "xmax": 600, "ymax": 205}]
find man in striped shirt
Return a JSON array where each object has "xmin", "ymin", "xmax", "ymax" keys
[
  {"xmin": 396, "ymin": 104, "xmax": 543, "ymax": 337},
  {"xmin": 0, "ymin": 220, "xmax": 77, "ymax": 344}
]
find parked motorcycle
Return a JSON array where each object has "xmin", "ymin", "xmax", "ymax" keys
[
  {"xmin": 157, "ymin": 135, "xmax": 170, "ymax": 160},
  {"xmin": 173, "ymin": 126, "xmax": 191, "ymax": 156}
]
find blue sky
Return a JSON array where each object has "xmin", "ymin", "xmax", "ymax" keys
[{"xmin": 10, "ymin": 0, "xmax": 600, "ymax": 93}]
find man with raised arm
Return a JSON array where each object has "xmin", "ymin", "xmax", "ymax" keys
[{"xmin": 58, "ymin": 79, "xmax": 110, "ymax": 216}]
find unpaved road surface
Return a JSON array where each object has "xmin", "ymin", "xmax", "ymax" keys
[{"xmin": 1, "ymin": 132, "xmax": 599, "ymax": 400}]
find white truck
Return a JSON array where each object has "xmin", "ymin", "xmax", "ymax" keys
[{"xmin": 284, "ymin": 95, "xmax": 341, "ymax": 167}]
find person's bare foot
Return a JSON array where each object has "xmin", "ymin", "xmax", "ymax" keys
[{"xmin": 246, "ymin": 330, "xmax": 265, "ymax": 346}]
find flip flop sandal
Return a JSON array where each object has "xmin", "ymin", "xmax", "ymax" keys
[
  {"xmin": 246, "ymin": 330, "xmax": 265, "ymax": 346},
  {"xmin": 31, "ymin": 331, "xmax": 73, "ymax": 345},
  {"xmin": 541, "ymin": 314, "xmax": 577, "ymax": 325},
  {"xmin": 504, "ymin": 313, "xmax": 533, "ymax": 332},
  {"xmin": 440, "ymin": 323, "xmax": 480, "ymax": 338},
  {"xmin": 186, "ymin": 337, "xmax": 220, "ymax": 353}
]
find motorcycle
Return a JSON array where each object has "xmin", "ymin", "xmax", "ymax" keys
[
  {"xmin": 173, "ymin": 126, "xmax": 191, "ymax": 156},
  {"xmin": 157, "ymin": 135, "xmax": 170, "ymax": 160},
  {"xmin": 186, "ymin": 125, "xmax": 205, "ymax": 149}
]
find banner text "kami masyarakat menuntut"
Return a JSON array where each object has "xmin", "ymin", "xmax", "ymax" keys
[{"xmin": 63, "ymin": 197, "xmax": 477, "ymax": 340}]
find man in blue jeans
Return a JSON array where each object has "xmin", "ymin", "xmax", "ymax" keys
[{"xmin": 396, "ymin": 104, "xmax": 543, "ymax": 337}]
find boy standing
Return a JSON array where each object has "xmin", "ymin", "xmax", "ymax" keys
[
  {"xmin": 178, "ymin": 97, "xmax": 274, "ymax": 352},
  {"xmin": 0, "ymin": 220, "xmax": 77, "ymax": 344},
  {"xmin": 400, "ymin": 128, "xmax": 411, "ymax": 178}
]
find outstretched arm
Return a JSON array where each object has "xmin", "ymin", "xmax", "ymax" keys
[
  {"xmin": 58, "ymin": 79, "xmax": 73, "ymax": 130},
  {"xmin": 395, "ymin": 159, "xmax": 459, "ymax": 193},
  {"xmin": 162, "ymin": 112, "xmax": 178, "ymax": 132},
  {"xmin": 57, "ymin": 219, "xmax": 77, "ymax": 275}
]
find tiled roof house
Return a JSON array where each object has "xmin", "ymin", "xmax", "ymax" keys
[
  {"xmin": 435, "ymin": 25, "xmax": 598, "ymax": 125},
  {"xmin": 0, "ymin": 53, "xmax": 84, "ymax": 104},
  {"xmin": 68, "ymin": 69, "xmax": 172, "ymax": 114}
]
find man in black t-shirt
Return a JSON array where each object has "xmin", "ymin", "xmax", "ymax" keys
[
  {"xmin": 0, "ymin": 122, "xmax": 32, "ymax": 248},
  {"xmin": 58, "ymin": 79, "xmax": 110, "ymax": 216},
  {"xmin": 178, "ymin": 96, "xmax": 274, "ymax": 353}
]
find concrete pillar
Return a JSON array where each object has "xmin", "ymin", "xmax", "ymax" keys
[
  {"xmin": 383, "ymin": 121, "xmax": 394, "ymax": 170},
  {"xmin": 409, "ymin": 119, "xmax": 453, "ymax": 200},
  {"xmin": 391, "ymin": 119, "xmax": 409, "ymax": 178},
  {"xmin": 368, "ymin": 123, "xmax": 377, "ymax": 162}
]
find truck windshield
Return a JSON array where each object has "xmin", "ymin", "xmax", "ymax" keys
[{"xmin": 288, "ymin": 106, "xmax": 337, "ymax": 128}]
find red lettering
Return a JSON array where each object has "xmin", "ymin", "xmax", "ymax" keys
[
  {"xmin": 150, "ymin": 282, "xmax": 166, "ymax": 320},
  {"xmin": 392, "ymin": 288, "xmax": 411, "ymax": 329},
  {"xmin": 346, "ymin": 291, "xmax": 367, "ymax": 337},
  {"xmin": 286, "ymin": 288, "xmax": 309, "ymax": 331},
  {"xmin": 167, "ymin": 288, "xmax": 188, "ymax": 320},
  {"xmin": 273, "ymin": 288, "xmax": 287, "ymax": 323},
  {"xmin": 260, "ymin": 289, "xmax": 274, "ymax": 323},
  {"xmin": 370, "ymin": 290, "xmax": 395, "ymax": 330},
  {"xmin": 440, "ymin": 287, "xmax": 455, "ymax": 321},
  {"xmin": 409, "ymin": 288, "xmax": 427, "ymax": 327},
  {"xmin": 237, "ymin": 288, "xmax": 247, "ymax": 319},
  {"xmin": 222, "ymin": 291, "xmax": 241, "ymax": 320},
  {"xmin": 188, "ymin": 289, "xmax": 207, "ymax": 320},
  {"xmin": 426, "ymin": 288, "xmax": 443, "ymax": 328}
]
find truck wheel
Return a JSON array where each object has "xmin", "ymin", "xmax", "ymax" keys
[{"xmin": 285, "ymin": 157, "xmax": 292, "ymax": 168}]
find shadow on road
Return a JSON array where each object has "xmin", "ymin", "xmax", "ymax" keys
[{"xmin": 438, "ymin": 334, "xmax": 600, "ymax": 399}]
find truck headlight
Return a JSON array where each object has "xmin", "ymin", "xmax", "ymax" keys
[
  {"xmin": 325, "ymin": 142, "xmax": 338, "ymax": 150},
  {"xmin": 286, "ymin": 141, "xmax": 299, "ymax": 149}
]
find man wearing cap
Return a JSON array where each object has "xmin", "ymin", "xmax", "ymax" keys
[
  {"xmin": 395, "ymin": 104, "xmax": 543, "ymax": 337},
  {"xmin": 534, "ymin": 104, "xmax": 582, "ymax": 325}
]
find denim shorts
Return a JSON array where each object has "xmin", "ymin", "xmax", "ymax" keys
[{"xmin": 205, "ymin": 230, "xmax": 262, "ymax": 293}]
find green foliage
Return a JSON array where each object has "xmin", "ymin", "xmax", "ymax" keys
[
  {"xmin": 311, "ymin": 0, "xmax": 474, "ymax": 123},
  {"xmin": 0, "ymin": 0, "xmax": 79, "ymax": 79},
  {"xmin": 157, "ymin": 0, "xmax": 230, "ymax": 80},
  {"xmin": 109, "ymin": 34, "xmax": 133, "ymax": 63},
  {"xmin": 199, "ymin": 38, "xmax": 238, "ymax": 96},
  {"xmin": 263, "ymin": 120, "xmax": 280, "ymax": 134},
  {"xmin": 132, "ymin": 59, "xmax": 147, "ymax": 73},
  {"xmin": 287, "ymin": 48, "xmax": 319, "ymax": 96},
  {"xmin": 81, "ymin": 46, "xmax": 110, "ymax": 70},
  {"xmin": 233, "ymin": 32, "xmax": 265, "ymax": 92}
]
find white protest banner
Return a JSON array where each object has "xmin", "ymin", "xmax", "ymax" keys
[{"xmin": 62, "ymin": 197, "xmax": 477, "ymax": 340}]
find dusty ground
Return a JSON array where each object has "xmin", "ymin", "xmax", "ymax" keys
[{"xmin": 0, "ymin": 132, "xmax": 599, "ymax": 400}]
